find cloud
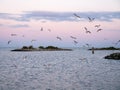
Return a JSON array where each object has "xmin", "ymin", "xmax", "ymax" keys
[
  {"xmin": 0, "ymin": 23, "xmax": 29, "ymax": 28},
  {"xmin": 10, "ymin": 24, "xmax": 29, "ymax": 28},
  {"xmin": 21, "ymin": 11, "xmax": 120, "ymax": 22},
  {"xmin": 0, "ymin": 13, "xmax": 29, "ymax": 22},
  {"xmin": 0, "ymin": 11, "xmax": 120, "ymax": 22},
  {"xmin": 21, "ymin": 11, "xmax": 75, "ymax": 21}
]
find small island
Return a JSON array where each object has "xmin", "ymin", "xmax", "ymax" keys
[
  {"xmin": 88, "ymin": 47, "xmax": 120, "ymax": 50},
  {"xmin": 11, "ymin": 45, "xmax": 72, "ymax": 51}
]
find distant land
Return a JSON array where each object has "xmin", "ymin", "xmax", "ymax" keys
[
  {"xmin": 11, "ymin": 45, "xmax": 72, "ymax": 51},
  {"xmin": 88, "ymin": 47, "xmax": 120, "ymax": 50}
]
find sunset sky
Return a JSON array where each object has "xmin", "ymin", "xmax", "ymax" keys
[{"xmin": 0, "ymin": 0, "xmax": 120, "ymax": 47}]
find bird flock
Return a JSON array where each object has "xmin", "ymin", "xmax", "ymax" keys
[{"xmin": 7, "ymin": 13, "xmax": 119, "ymax": 47}]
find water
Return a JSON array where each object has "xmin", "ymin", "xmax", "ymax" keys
[{"xmin": 0, "ymin": 48, "xmax": 120, "ymax": 90}]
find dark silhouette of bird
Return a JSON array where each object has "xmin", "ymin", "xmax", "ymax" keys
[
  {"xmin": 40, "ymin": 27, "xmax": 43, "ymax": 31},
  {"xmin": 11, "ymin": 34, "xmax": 17, "ymax": 36},
  {"xmin": 31, "ymin": 40, "xmax": 36, "ymax": 43},
  {"xmin": 88, "ymin": 17, "xmax": 95, "ymax": 22},
  {"xmin": 41, "ymin": 21, "xmax": 46, "ymax": 23},
  {"xmin": 97, "ymin": 29, "xmax": 102, "ymax": 32},
  {"xmin": 23, "ymin": 56, "xmax": 27, "ymax": 60},
  {"xmin": 95, "ymin": 25, "xmax": 101, "ymax": 28},
  {"xmin": 115, "ymin": 40, "xmax": 120, "ymax": 45},
  {"xmin": 86, "ymin": 31, "xmax": 91, "ymax": 33},
  {"xmin": 48, "ymin": 29, "xmax": 51, "ymax": 32},
  {"xmin": 56, "ymin": 36, "xmax": 62, "ymax": 41},
  {"xmin": 73, "ymin": 13, "xmax": 81, "ymax": 18},
  {"xmin": 86, "ymin": 44, "xmax": 90, "ymax": 47},
  {"xmin": 73, "ymin": 40, "xmax": 78, "ymax": 45},
  {"xmin": 84, "ymin": 27, "xmax": 91, "ymax": 34},
  {"xmin": 70, "ymin": 36, "xmax": 77, "ymax": 39},
  {"xmin": 11, "ymin": 64, "xmax": 17, "ymax": 68},
  {"xmin": 8, "ymin": 40, "xmax": 11, "ymax": 44},
  {"xmin": 84, "ymin": 27, "xmax": 87, "ymax": 31},
  {"xmin": 118, "ymin": 40, "xmax": 120, "ymax": 43},
  {"xmin": 22, "ymin": 35, "xmax": 25, "ymax": 37}
]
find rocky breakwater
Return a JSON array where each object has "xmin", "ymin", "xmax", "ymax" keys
[{"xmin": 104, "ymin": 52, "xmax": 120, "ymax": 60}]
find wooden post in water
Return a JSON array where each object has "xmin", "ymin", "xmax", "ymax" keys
[{"xmin": 92, "ymin": 47, "xmax": 94, "ymax": 54}]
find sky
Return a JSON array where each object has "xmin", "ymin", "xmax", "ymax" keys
[{"xmin": 0, "ymin": 0, "xmax": 120, "ymax": 48}]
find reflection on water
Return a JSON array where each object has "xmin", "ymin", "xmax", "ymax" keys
[{"xmin": 0, "ymin": 48, "xmax": 120, "ymax": 90}]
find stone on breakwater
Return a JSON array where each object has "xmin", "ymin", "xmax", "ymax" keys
[{"xmin": 104, "ymin": 52, "xmax": 120, "ymax": 60}]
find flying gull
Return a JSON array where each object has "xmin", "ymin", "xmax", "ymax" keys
[
  {"xmin": 8, "ymin": 40, "xmax": 11, "ymax": 44},
  {"xmin": 73, "ymin": 40, "xmax": 78, "ymax": 45},
  {"xmin": 48, "ymin": 29, "xmax": 51, "ymax": 32},
  {"xmin": 95, "ymin": 25, "xmax": 101, "ymax": 28},
  {"xmin": 88, "ymin": 17, "xmax": 95, "ymax": 22},
  {"xmin": 31, "ymin": 40, "xmax": 36, "ymax": 43},
  {"xmin": 56, "ymin": 36, "xmax": 62, "ymax": 41},
  {"xmin": 70, "ymin": 36, "xmax": 77, "ymax": 39},
  {"xmin": 23, "ymin": 56, "xmax": 27, "ymax": 60},
  {"xmin": 11, "ymin": 34, "xmax": 17, "ymax": 36},
  {"xmin": 97, "ymin": 29, "xmax": 102, "ymax": 32},
  {"xmin": 22, "ymin": 35, "xmax": 25, "ymax": 37},
  {"xmin": 115, "ymin": 40, "xmax": 120, "ymax": 45},
  {"xmin": 84, "ymin": 27, "xmax": 91, "ymax": 34},
  {"xmin": 73, "ymin": 13, "xmax": 81, "ymax": 18},
  {"xmin": 85, "ymin": 44, "xmax": 90, "ymax": 47},
  {"xmin": 40, "ymin": 27, "xmax": 43, "ymax": 31}
]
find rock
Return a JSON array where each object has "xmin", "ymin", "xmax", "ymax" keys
[{"xmin": 104, "ymin": 52, "xmax": 120, "ymax": 60}]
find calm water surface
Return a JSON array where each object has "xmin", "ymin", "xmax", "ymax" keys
[{"xmin": 0, "ymin": 48, "xmax": 120, "ymax": 90}]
